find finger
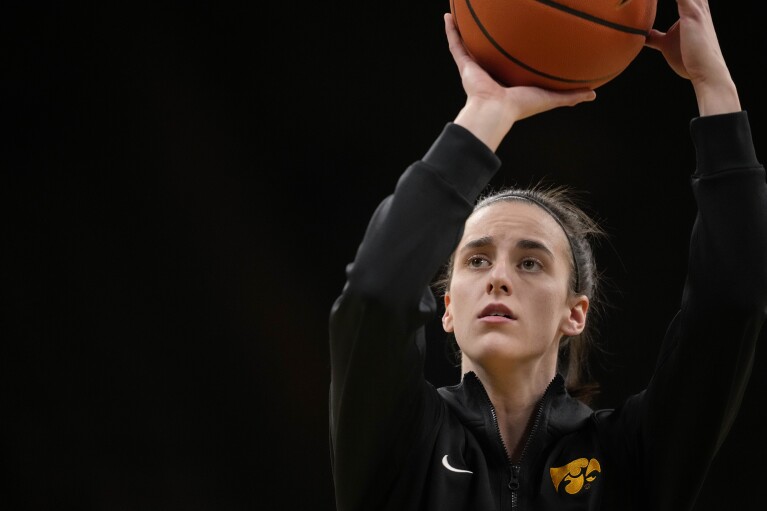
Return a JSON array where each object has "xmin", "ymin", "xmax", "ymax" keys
[
  {"xmin": 529, "ymin": 88, "xmax": 597, "ymax": 111},
  {"xmin": 557, "ymin": 88, "xmax": 597, "ymax": 107},
  {"xmin": 644, "ymin": 28, "xmax": 667, "ymax": 51},
  {"xmin": 444, "ymin": 13, "xmax": 472, "ymax": 68},
  {"xmin": 512, "ymin": 88, "xmax": 596, "ymax": 122}
]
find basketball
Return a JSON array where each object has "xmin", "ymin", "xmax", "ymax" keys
[{"xmin": 450, "ymin": 0, "xmax": 658, "ymax": 90}]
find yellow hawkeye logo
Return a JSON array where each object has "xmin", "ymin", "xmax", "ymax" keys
[{"xmin": 550, "ymin": 458, "xmax": 601, "ymax": 495}]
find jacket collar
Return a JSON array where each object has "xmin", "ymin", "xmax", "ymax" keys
[{"xmin": 438, "ymin": 372, "xmax": 593, "ymax": 465}]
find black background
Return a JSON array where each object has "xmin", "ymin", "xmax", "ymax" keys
[{"xmin": 4, "ymin": 1, "xmax": 767, "ymax": 509}]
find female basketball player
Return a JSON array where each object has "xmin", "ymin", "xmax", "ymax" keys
[{"xmin": 329, "ymin": 0, "xmax": 767, "ymax": 509}]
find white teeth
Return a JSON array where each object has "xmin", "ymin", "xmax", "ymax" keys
[{"xmin": 491, "ymin": 313, "xmax": 506, "ymax": 317}]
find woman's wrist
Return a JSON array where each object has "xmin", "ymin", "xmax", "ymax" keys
[
  {"xmin": 693, "ymin": 75, "xmax": 741, "ymax": 116},
  {"xmin": 453, "ymin": 98, "xmax": 518, "ymax": 152}
]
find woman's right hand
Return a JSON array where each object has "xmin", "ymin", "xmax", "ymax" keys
[{"xmin": 445, "ymin": 13, "xmax": 596, "ymax": 151}]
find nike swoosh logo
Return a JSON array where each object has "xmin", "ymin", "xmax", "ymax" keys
[{"xmin": 442, "ymin": 454, "xmax": 473, "ymax": 474}]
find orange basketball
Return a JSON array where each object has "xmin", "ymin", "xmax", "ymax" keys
[{"xmin": 450, "ymin": 0, "xmax": 658, "ymax": 90}]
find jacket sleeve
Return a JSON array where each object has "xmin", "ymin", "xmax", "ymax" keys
[
  {"xmin": 328, "ymin": 123, "xmax": 500, "ymax": 510},
  {"xmin": 632, "ymin": 111, "xmax": 767, "ymax": 510}
]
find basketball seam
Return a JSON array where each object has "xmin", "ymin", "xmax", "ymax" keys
[
  {"xmin": 534, "ymin": 0, "xmax": 650, "ymax": 35},
  {"xmin": 464, "ymin": 0, "xmax": 622, "ymax": 84}
]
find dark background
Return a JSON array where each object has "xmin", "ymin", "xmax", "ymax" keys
[{"xmin": 4, "ymin": 1, "xmax": 766, "ymax": 509}]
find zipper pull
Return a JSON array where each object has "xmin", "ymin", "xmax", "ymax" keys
[
  {"xmin": 509, "ymin": 464, "xmax": 521, "ymax": 510},
  {"xmin": 508, "ymin": 464, "xmax": 520, "ymax": 491}
]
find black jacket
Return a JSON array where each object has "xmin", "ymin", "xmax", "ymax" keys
[{"xmin": 329, "ymin": 112, "xmax": 767, "ymax": 510}]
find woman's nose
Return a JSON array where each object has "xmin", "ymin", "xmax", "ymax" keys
[{"xmin": 486, "ymin": 263, "xmax": 512, "ymax": 295}]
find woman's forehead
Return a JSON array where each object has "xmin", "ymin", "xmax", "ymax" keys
[{"xmin": 462, "ymin": 200, "xmax": 568, "ymax": 249}]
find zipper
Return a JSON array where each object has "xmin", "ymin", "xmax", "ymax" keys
[
  {"xmin": 476, "ymin": 375, "xmax": 556, "ymax": 510},
  {"xmin": 509, "ymin": 464, "xmax": 520, "ymax": 509}
]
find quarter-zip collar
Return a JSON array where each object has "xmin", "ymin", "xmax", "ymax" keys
[
  {"xmin": 471, "ymin": 372, "xmax": 560, "ymax": 510},
  {"xmin": 438, "ymin": 371, "xmax": 594, "ymax": 459},
  {"xmin": 441, "ymin": 371, "xmax": 564, "ymax": 460},
  {"xmin": 438, "ymin": 372, "xmax": 593, "ymax": 508}
]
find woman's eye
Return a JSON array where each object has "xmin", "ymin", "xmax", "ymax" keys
[
  {"xmin": 519, "ymin": 258, "xmax": 543, "ymax": 271},
  {"xmin": 467, "ymin": 256, "xmax": 490, "ymax": 268}
]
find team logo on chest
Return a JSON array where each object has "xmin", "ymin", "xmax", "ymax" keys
[{"xmin": 550, "ymin": 458, "xmax": 601, "ymax": 495}]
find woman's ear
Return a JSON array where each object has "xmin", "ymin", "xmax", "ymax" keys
[
  {"xmin": 561, "ymin": 295, "xmax": 589, "ymax": 337},
  {"xmin": 442, "ymin": 293, "xmax": 454, "ymax": 333}
]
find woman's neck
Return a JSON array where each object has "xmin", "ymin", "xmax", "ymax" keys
[{"xmin": 464, "ymin": 360, "xmax": 556, "ymax": 461}]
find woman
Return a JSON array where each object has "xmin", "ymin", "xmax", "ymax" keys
[{"xmin": 329, "ymin": 1, "xmax": 767, "ymax": 509}]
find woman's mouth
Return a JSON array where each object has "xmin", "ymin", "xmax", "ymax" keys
[{"xmin": 478, "ymin": 303, "xmax": 516, "ymax": 321}]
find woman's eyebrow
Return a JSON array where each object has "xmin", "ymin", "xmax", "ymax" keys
[
  {"xmin": 461, "ymin": 236, "xmax": 494, "ymax": 251},
  {"xmin": 461, "ymin": 237, "xmax": 554, "ymax": 258},
  {"xmin": 517, "ymin": 239, "xmax": 554, "ymax": 258}
]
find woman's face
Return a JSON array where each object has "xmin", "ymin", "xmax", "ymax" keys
[{"xmin": 442, "ymin": 201, "xmax": 588, "ymax": 373}]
